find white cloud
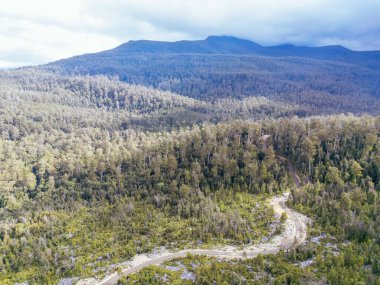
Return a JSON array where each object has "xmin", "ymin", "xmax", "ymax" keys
[
  {"xmin": 0, "ymin": 16, "xmax": 119, "ymax": 67},
  {"xmin": 0, "ymin": 0, "xmax": 379, "ymax": 68}
]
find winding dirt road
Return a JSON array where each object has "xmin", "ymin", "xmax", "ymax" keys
[
  {"xmin": 86, "ymin": 156, "xmax": 309, "ymax": 285},
  {"xmin": 96, "ymin": 198, "xmax": 308, "ymax": 285}
]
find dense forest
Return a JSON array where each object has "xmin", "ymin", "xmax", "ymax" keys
[
  {"xmin": 119, "ymin": 115, "xmax": 380, "ymax": 285},
  {"xmin": 0, "ymin": 69, "xmax": 379, "ymax": 284},
  {"xmin": 1, "ymin": 37, "xmax": 380, "ymax": 284},
  {"xmin": 45, "ymin": 37, "xmax": 380, "ymax": 115},
  {"xmin": 0, "ymin": 68, "xmax": 306, "ymax": 132}
]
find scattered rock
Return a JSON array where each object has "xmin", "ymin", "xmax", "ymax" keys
[
  {"xmin": 76, "ymin": 278, "xmax": 98, "ymax": 285},
  {"xmin": 310, "ymin": 233, "xmax": 327, "ymax": 244},
  {"xmin": 190, "ymin": 262, "xmax": 199, "ymax": 268},
  {"xmin": 299, "ymin": 258, "xmax": 314, "ymax": 268},
  {"xmin": 181, "ymin": 269, "xmax": 196, "ymax": 281},
  {"xmin": 294, "ymin": 258, "xmax": 314, "ymax": 268},
  {"xmin": 165, "ymin": 261, "xmax": 185, "ymax": 272},
  {"xmin": 58, "ymin": 278, "xmax": 78, "ymax": 285},
  {"xmin": 165, "ymin": 265, "xmax": 182, "ymax": 271}
]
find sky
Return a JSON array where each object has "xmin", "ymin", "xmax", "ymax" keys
[{"xmin": 1, "ymin": 0, "xmax": 380, "ymax": 68}]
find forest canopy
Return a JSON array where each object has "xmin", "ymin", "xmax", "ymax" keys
[{"xmin": 0, "ymin": 58, "xmax": 379, "ymax": 284}]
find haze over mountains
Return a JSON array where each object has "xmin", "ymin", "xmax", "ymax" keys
[
  {"xmin": 54, "ymin": 36, "xmax": 380, "ymax": 69},
  {"xmin": 41, "ymin": 35, "xmax": 380, "ymax": 116}
]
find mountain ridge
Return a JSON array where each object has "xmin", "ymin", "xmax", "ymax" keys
[
  {"xmin": 111, "ymin": 35, "xmax": 263, "ymax": 55},
  {"xmin": 110, "ymin": 35, "xmax": 374, "ymax": 54},
  {"xmin": 50, "ymin": 35, "xmax": 380, "ymax": 72},
  {"xmin": 43, "ymin": 35, "xmax": 380, "ymax": 112}
]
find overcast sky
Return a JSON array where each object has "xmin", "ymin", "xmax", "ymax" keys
[{"xmin": 1, "ymin": 0, "xmax": 380, "ymax": 68}]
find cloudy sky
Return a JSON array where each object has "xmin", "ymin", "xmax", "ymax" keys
[{"xmin": 1, "ymin": 0, "xmax": 380, "ymax": 68}]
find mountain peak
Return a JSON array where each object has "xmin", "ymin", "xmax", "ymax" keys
[
  {"xmin": 205, "ymin": 35, "xmax": 243, "ymax": 41},
  {"xmin": 205, "ymin": 35, "xmax": 261, "ymax": 46},
  {"xmin": 111, "ymin": 35, "xmax": 262, "ymax": 55},
  {"xmin": 110, "ymin": 36, "xmax": 372, "ymax": 58}
]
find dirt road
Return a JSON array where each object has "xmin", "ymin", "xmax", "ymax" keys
[
  {"xmin": 76, "ymin": 155, "xmax": 309, "ymax": 285},
  {"xmin": 95, "ymin": 193, "xmax": 309, "ymax": 285}
]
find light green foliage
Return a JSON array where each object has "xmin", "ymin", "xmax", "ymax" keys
[
  {"xmin": 128, "ymin": 115, "xmax": 380, "ymax": 284},
  {"xmin": 0, "ymin": 70, "xmax": 379, "ymax": 284},
  {"xmin": 280, "ymin": 212, "xmax": 287, "ymax": 224}
]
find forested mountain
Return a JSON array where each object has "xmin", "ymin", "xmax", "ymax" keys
[
  {"xmin": 44, "ymin": 36, "xmax": 380, "ymax": 115},
  {"xmin": 53, "ymin": 36, "xmax": 380, "ymax": 69}
]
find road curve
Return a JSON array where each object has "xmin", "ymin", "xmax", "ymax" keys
[{"xmin": 96, "ymin": 192, "xmax": 309, "ymax": 285}]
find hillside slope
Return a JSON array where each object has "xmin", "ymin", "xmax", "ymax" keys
[
  {"xmin": 56, "ymin": 35, "xmax": 380, "ymax": 69},
  {"xmin": 44, "ymin": 36, "xmax": 380, "ymax": 114}
]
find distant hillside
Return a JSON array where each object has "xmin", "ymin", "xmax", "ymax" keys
[
  {"xmin": 110, "ymin": 36, "xmax": 262, "ymax": 55},
  {"xmin": 53, "ymin": 35, "xmax": 380, "ymax": 69},
  {"xmin": 44, "ymin": 36, "xmax": 380, "ymax": 114},
  {"xmin": 1, "ymin": 69, "xmax": 307, "ymax": 133}
]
